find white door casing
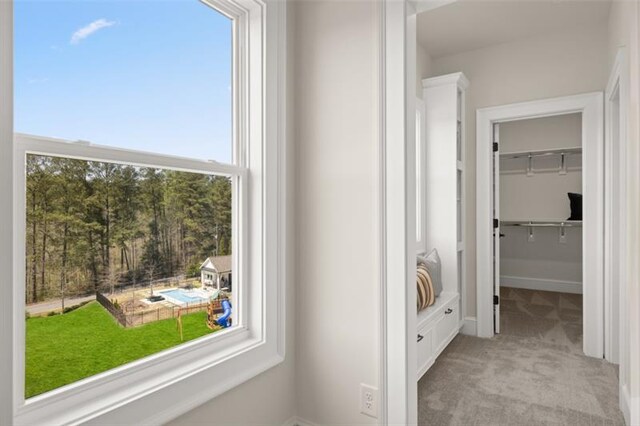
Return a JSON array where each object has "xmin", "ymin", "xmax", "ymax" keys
[{"xmin": 476, "ymin": 92, "xmax": 604, "ymax": 359}]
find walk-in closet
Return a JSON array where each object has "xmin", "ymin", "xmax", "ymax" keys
[{"xmin": 497, "ymin": 114, "xmax": 584, "ymax": 344}]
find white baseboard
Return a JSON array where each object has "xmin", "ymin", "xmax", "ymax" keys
[
  {"xmin": 632, "ymin": 396, "xmax": 640, "ymax": 426},
  {"xmin": 460, "ymin": 317, "xmax": 477, "ymax": 336},
  {"xmin": 620, "ymin": 383, "xmax": 630, "ymax": 426},
  {"xmin": 283, "ymin": 416, "xmax": 319, "ymax": 426},
  {"xmin": 501, "ymin": 276, "xmax": 582, "ymax": 294},
  {"xmin": 620, "ymin": 382, "xmax": 640, "ymax": 426}
]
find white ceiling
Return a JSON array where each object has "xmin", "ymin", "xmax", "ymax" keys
[{"xmin": 417, "ymin": 0, "xmax": 612, "ymax": 59}]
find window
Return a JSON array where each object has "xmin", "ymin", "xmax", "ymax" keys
[{"xmin": 5, "ymin": 0, "xmax": 286, "ymax": 424}]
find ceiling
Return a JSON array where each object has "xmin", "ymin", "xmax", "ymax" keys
[{"xmin": 417, "ymin": 0, "xmax": 612, "ymax": 59}]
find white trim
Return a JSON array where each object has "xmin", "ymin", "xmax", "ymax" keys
[
  {"xmin": 460, "ymin": 317, "xmax": 477, "ymax": 336},
  {"xmin": 0, "ymin": 2, "xmax": 14, "ymax": 426},
  {"xmin": 628, "ymin": 5, "xmax": 640, "ymax": 423},
  {"xmin": 621, "ymin": 383, "xmax": 630, "ymax": 426},
  {"xmin": 422, "ymin": 71, "xmax": 469, "ymax": 89},
  {"xmin": 412, "ymin": 0, "xmax": 458, "ymax": 15},
  {"xmin": 501, "ymin": 276, "xmax": 582, "ymax": 295},
  {"xmin": 7, "ymin": 1, "xmax": 288, "ymax": 425},
  {"xmin": 476, "ymin": 93, "xmax": 605, "ymax": 359},
  {"xmin": 416, "ymin": 96, "xmax": 427, "ymax": 253},
  {"xmin": 605, "ymin": 48, "xmax": 628, "ymax": 366},
  {"xmin": 381, "ymin": 0, "xmax": 417, "ymax": 424},
  {"xmin": 282, "ymin": 416, "xmax": 319, "ymax": 426}
]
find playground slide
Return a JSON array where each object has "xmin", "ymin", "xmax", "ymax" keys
[{"xmin": 216, "ymin": 299, "xmax": 232, "ymax": 328}]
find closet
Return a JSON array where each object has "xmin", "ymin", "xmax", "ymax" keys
[{"xmin": 497, "ymin": 114, "xmax": 584, "ymax": 334}]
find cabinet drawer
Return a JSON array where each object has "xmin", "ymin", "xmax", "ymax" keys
[
  {"xmin": 417, "ymin": 325, "xmax": 434, "ymax": 377},
  {"xmin": 435, "ymin": 302, "xmax": 458, "ymax": 354}
]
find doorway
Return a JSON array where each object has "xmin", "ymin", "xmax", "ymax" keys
[
  {"xmin": 476, "ymin": 93, "xmax": 604, "ymax": 358},
  {"xmin": 494, "ymin": 113, "xmax": 584, "ymax": 348}
]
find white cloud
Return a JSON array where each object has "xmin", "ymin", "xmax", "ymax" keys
[
  {"xmin": 28, "ymin": 77, "xmax": 49, "ymax": 84},
  {"xmin": 70, "ymin": 19, "xmax": 116, "ymax": 45}
]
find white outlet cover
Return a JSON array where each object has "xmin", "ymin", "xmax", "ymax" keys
[{"xmin": 360, "ymin": 384, "xmax": 378, "ymax": 418}]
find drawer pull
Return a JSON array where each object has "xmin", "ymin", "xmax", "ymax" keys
[
  {"xmin": 445, "ymin": 308, "xmax": 453, "ymax": 314},
  {"xmin": 417, "ymin": 334, "xmax": 424, "ymax": 342}
]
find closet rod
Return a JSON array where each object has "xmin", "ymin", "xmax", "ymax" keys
[
  {"xmin": 501, "ymin": 220, "xmax": 582, "ymax": 228},
  {"xmin": 499, "ymin": 146, "xmax": 582, "ymax": 160}
]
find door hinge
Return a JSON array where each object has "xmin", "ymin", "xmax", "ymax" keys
[
  {"xmin": 494, "ymin": 295, "xmax": 500, "ymax": 305},
  {"xmin": 493, "ymin": 218, "xmax": 499, "ymax": 229},
  {"xmin": 493, "ymin": 142, "xmax": 499, "ymax": 152}
]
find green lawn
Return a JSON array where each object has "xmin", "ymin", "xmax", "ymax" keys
[{"xmin": 26, "ymin": 302, "xmax": 218, "ymax": 398}]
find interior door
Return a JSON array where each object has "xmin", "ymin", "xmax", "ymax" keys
[{"xmin": 493, "ymin": 123, "xmax": 501, "ymax": 334}]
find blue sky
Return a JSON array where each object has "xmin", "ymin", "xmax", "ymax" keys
[{"xmin": 15, "ymin": 0, "xmax": 233, "ymax": 163}]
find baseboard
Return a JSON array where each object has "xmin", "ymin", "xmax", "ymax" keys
[
  {"xmin": 620, "ymin": 383, "xmax": 630, "ymax": 426},
  {"xmin": 283, "ymin": 416, "xmax": 319, "ymax": 426},
  {"xmin": 501, "ymin": 276, "xmax": 582, "ymax": 294},
  {"xmin": 630, "ymin": 393, "xmax": 640, "ymax": 426},
  {"xmin": 461, "ymin": 317, "xmax": 477, "ymax": 336}
]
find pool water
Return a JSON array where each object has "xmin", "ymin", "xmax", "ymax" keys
[{"xmin": 159, "ymin": 289, "xmax": 209, "ymax": 305}]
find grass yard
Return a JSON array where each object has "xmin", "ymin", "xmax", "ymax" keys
[{"xmin": 26, "ymin": 302, "xmax": 218, "ymax": 398}]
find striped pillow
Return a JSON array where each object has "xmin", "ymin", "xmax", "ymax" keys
[{"xmin": 417, "ymin": 265, "xmax": 436, "ymax": 312}]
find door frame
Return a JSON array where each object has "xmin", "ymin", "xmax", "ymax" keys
[
  {"xmin": 604, "ymin": 48, "xmax": 628, "ymax": 366},
  {"xmin": 379, "ymin": 0, "xmax": 418, "ymax": 424},
  {"xmin": 476, "ymin": 92, "xmax": 604, "ymax": 358}
]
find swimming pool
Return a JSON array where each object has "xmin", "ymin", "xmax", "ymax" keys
[{"xmin": 158, "ymin": 289, "xmax": 217, "ymax": 306}]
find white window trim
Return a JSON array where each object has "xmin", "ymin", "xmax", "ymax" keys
[{"xmin": 2, "ymin": 0, "xmax": 287, "ymax": 424}]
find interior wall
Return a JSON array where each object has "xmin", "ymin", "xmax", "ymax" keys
[
  {"xmin": 500, "ymin": 114, "xmax": 582, "ymax": 220},
  {"xmin": 416, "ymin": 43, "xmax": 433, "ymax": 97},
  {"xmin": 293, "ymin": 1, "xmax": 380, "ymax": 424},
  {"xmin": 169, "ymin": 4, "xmax": 298, "ymax": 425},
  {"xmin": 421, "ymin": 24, "xmax": 608, "ymax": 317},
  {"xmin": 499, "ymin": 114, "xmax": 583, "ymax": 290},
  {"xmin": 607, "ymin": 0, "xmax": 640, "ymax": 419}
]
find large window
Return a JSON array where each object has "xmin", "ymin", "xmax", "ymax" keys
[
  {"xmin": 6, "ymin": 0, "xmax": 286, "ymax": 424},
  {"xmin": 17, "ymin": 0, "xmax": 237, "ymax": 399}
]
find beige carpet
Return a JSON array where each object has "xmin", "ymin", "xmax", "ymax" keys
[{"xmin": 418, "ymin": 288, "xmax": 624, "ymax": 425}]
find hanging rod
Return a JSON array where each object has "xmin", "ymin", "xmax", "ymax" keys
[
  {"xmin": 499, "ymin": 146, "xmax": 582, "ymax": 160},
  {"xmin": 501, "ymin": 220, "xmax": 582, "ymax": 228}
]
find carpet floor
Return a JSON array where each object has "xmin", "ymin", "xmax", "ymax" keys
[{"xmin": 418, "ymin": 288, "xmax": 624, "ymax": 425}]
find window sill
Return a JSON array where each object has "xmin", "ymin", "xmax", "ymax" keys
[{"xmin": 15, "ymin": 327, "xmax": 284, "ymax": 425}]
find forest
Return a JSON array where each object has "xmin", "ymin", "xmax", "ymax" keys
[{"xmin": 25, "ymin": 154, "xmax": 233, "ymax": 304}]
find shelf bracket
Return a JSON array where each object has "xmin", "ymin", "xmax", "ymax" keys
[
  {"xmin": 527, "ymin": 154, "xmax": 534, "ymax": 177},
  {"xmin": 559, "ymin": 222, "xmax": 567, "ymax": 244},
  {"xmin": 559, "ymin": 152, "xmax": 567, "ymax": 175}
]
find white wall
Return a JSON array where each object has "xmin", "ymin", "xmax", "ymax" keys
[
  {"xmin": 499, "ymin": 114, "xmax": 583, "ymax": 290},
  {"xmin": 292, "ymin": 1, "xmax": 380, "ymax": 425},
  {"xmin": 422, "ymin": 24, "xmax": 608, "ymax": 316}
]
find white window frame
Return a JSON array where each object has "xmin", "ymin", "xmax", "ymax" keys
[{"xmin": 2, "ymin": 0, "xmax": 287, "ymax": 424}]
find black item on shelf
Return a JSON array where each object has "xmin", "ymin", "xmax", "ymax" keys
[{"xmin": 567, "ymin": 192, "xmax": 582, "ymax": 221}]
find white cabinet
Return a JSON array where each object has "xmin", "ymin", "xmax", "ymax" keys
[
  {"xmin": 417, "ymin": 293, "xmax": 459, "ymax": 379},
  {"xmin": 418, "ymin": 72, "xmax": 468, "ymax": 381}
]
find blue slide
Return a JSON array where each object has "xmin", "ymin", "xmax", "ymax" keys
[{"xmin": 216, "ymin": 299, "xmax": 232, "ymax": 328}]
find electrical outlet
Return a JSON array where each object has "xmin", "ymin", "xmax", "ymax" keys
[{"xmin": 360, "ymin": 383, "xmax": 378, "ymax": 418}]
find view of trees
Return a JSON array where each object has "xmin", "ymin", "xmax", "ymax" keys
[{"xmin": 25, "ymin": 154, "xmax": 233, "ymax": 304}]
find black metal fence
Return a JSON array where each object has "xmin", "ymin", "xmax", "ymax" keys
[{"xmin": 96, "ymin": 291, "xmax": 128, "ymax": 327}]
